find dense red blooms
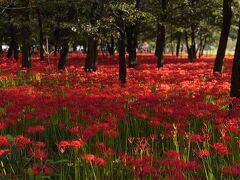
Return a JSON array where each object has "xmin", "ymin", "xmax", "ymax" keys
[
  {"xmin": 223, "ymin": 164, "xmax": 240, "ymax": 176},
  {"xmin": 0, "ymin": 54, "xmax": 238, "ymax": 178},
  {"xmin": 0, "ymin": 149, "xmax": 9, "ymax": 156},
  {"xmin": 27, "ymin": 125, "xmax": 45, "ymax": 134},
  {"xmin": 14, "ymin": 135, "xmax": 31, "ymax": 148},
  {"xmin": 196, "ymin": 149, "xmax": 210, "ymax": 158},
  {"xmin": 212, "ymin": 142, "xmax": 230, "ymax": 156},
  {"xmin": 0, "ymin": 135, "xmax": 11, "ymax": 146}
]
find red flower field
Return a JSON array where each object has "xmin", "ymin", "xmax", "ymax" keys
[{"xmin": 0, "ymin": 53, "xmax": 240, "ymax": 179}]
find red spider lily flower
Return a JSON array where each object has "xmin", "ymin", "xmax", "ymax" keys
[
  {"xmin": 31, "ymin": 149, "xmax": 47, "ymax": 159},
  {"xmin": 187, "ymin": 134, "xmax": 203, "ymax": 143},
  {"xmin": 103, "ymin": 129, "xmax": 119, "ymax": 137},
  {"xmin": 83, "ymin": 154, "xmax": 95, "ymax": 162},
  {"xmin": 69, "ymin": 139, "xmax": 84, "ymax": 148},
  {"xmin": 14, "ymin": 135, "xmax": 31, "ymax": 148},
  {"xmin": 0, "ymin": 149, "xmax": 9, "ymax": 156},
  {"xmin": 165, "ymin": 150, "xmax": 180, "ymax": 160},
  {"xmin": 27, "ymin": 125, "xmax": 45, "ymax": 134},
  {"xmin": 223, "ymin": 164, "xmax": 240, "ymax": 176},
  {"xmin": 93, "ymin": 157, "xmax": 106, "ymax": 166},
  {"xmin": 34, "ymin": 141, "xmax": 46, "ymax": 148},
  {"xmin": 68, "ymin": 126, "xmax": 79, "ymax": 134},
  {"xmin": 196, "ymin": 149, "xmax": 210, "ymax": 158},
  {"xmin": 148, "ymin": 117, "xmax": 161, "ymax": 127},
  {"xmin": 0, "ymin": 121, "xmax": 7, "ymax": 130},
  {"xmin": 212, "ymin": 142, "xmax": 230, "ymax": 156},
  {"xmin": 57, "ymin": 140, "xmax": 70, "ymax": 149},
  {"xmin": 42, "ymin": 164, "xmax": 54, "ymax": 175},
  {"xmin": 0, "ymin": 135, "xmax": 11, "ymax": 146},
  {"xmin": 185, "ymin": 161, "xmax": 201, "ymax": 170},
  {"xmin": 31, "ymin": 165, "xmax": 40, "ymax": 176}
]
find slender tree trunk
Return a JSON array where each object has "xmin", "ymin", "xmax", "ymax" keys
[
  {"xmin": 54, "ymin": 27, "xmax": 60, "ymax": 56},
  {"xmin": 37, "ymin": 8, "xmax": 44, "ymax": 61},
  {"xmin": 156, "ymin": 0, "xmax": 166, "ymax": 68},
  {"xmin": 0, "ymin": 43, "xmax": 2, "ymax": 54},
  {"xmin": 184, "ymin": 31, "xmax": 193, "ymax": 61},
  {"xmin": 119, "ymin": 30, "xmax": 126, "ymax": 84},
  {"xmin": 176, "ymin": 32, "xmax": 181, "ymax": 57},
  {"xmin": 58, "ymin": 42, "xmax": 69, "ymax": 70},
  {"xmin": 21, "ymin": 0, "xmax": 31, "ymax": 68},
  {"xmin": 213, "ymin": 0, "xmax": 232, "ymax": 74},
  {"xmin": 190, "ymin": 27, "xmax": 196, "ymax": 60},
  {"xmin": 156, "ymin": 23, "xmax": 165, "ymax": 67},
  {"xmin": 230, "ymin": 21, "xmax": 240, "ymax": 98},
  {"xmin": 84, "ymin": 36, "xmax": 98, "ymax": 72},
  {"xmin": 107, "ymin": 35, "xmax": 115, "ymax": 56},
  {"xmin": 125, "ymin": 0, "xmax": 140, "ymax": 67},
  {"xmin": 229, "ymin": 20, "xmax": 240, "ymax": 118},
  {"xmin": 126, "ymin": 25, "xmax": 136, "ymax": 67},
  {"xmin": 7, "ymin": 24, "xmax": 18, "ymax": 60}
]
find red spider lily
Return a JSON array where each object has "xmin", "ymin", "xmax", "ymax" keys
[
  {"xmin": 27, "ymin": 125, "xmax": 45, "ymax": 134},
  {"xmin": 14, "ymin": 135, "xmax": 31, "ymax": 149},
  {"xmin": 196, "ymin": 149, "xmax": 210, "ymax": 158},
  {"xmin": 34, "ymin": 141, "xmax": 46, "ymax": 148},
  {"xmin": 0, "ymin": 135, "xmax": 11, "ymax": 146},
  {"xmin": 0, "ymin": 149, "xmax": 9, "ymax": 156},
  {"xmin": 212, "ymin": 142, "xmax": 230, "ymax": 156},
  {"xmin": 223, "ymin": 164, "xmax": 240, "ymax": 176}
]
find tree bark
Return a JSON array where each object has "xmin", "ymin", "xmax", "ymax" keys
[
  {"xmin": 107, "ymin": 35, "xmax": 115, "ymax": 56},
  {"xmin": 37, "ymin": 8, "xmax": 44, "ymax": 61},
  {"xmin": 230, "ymin": 21, "xmax": 240, "ymax": 98},
  {"xmin": 184, "ymin": 31, "xmax": 193, "ymax": 61},
  {"xmin": 54, "ymin": 27, "xmax": 60, "ymax": 56},
  {"xmin": 156, "ymin": 23, "xmax": 165, "ymax": 67},
  {"xmin": 176, "ymin": 32, "xmax": 181, "ymax": 57},
  {"xmin": 119, "ymin": 30, "xmax": 126, "ymax": 84},
  {"xmin": 84, "ymin": 36, "xmax": 98, "ymax": 72},
  {"xmin": 190, "ymin": 27, "xmax": 197, "ymax": 60},
  {"xmin": 156, "ymin": 0, "xmax": 166, "ymax": 68},
  {"xmin": 21, "ymin": 0, "xmax": 31, "ymax": 68},
  {"xmin": 126, "ymin": 25, "xmax": 137, "ymax": 67},
  {"xmin": 213, "ymin": 0, "xmax": 232, "ymax": 74},
  {"xmin": 229, "ymin": 20, "xmax": 240, "ymax": 117},
  {"xmin": 58, "ymin": 42, "xmax": 69, "ymax": 70},
  {"xmin": 7, "ymin": 24, "xmax": 18, "ymax": 60},
  {"xmin": 125, "ymin": 0, "xmax": 140, "ymax": 67}
]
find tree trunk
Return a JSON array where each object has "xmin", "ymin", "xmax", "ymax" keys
[
  {"xmin": 0, "ymin": 43, "xmax": 2, "ymax": 54},
  {"xmin": 107, "ymin": 35, "xmax": 115, "ymax": 56},
  {"xmin": 184, "ymin": 31, "xmax": 193, "ymax": 61},
  {"xmin": 213, "ymin": 0, "xmax": 232, "ymax": 74},
  {"xmin": 21, "ymin": 0, "xmax": 31, "ymax": 68},
  {"xmin": 229, "ymin": 20, "xmax": 240, "ymax": 118},
  {"xmin": 84, "ymin": 36, "xmax": 98, "ymax": 72},
  {"xmin": 119, "ymin": 30, "xmax": 126, "ymax": 84},
  {"xmin": 156, "ymin": 0, "xmax": 166, "ymax": 68},
  {"xmin": 126, "ymin": 25, "xmax": 136, "ymax": 67},
  {"xmin": 190, "ymin": 27, "xmax": 197, "ymax": 60},
  {"xmin": 156, "ymin": 23, "xmax": 165, "ymax": 68},
  {"xmin": 54, "ymin": 28, "xmax": 60, "ymax": 56},
  {"xmin": 58, "ymin": 42, "xmax": 69, "ymax": 70},
  {"xmin": 230, "ymin": 21, "xmax": 240, "ymax": 98},
  {"xmin": 37, "ymin": 8, "xmax": 44, "ymax": 61},
  {"xmin": 7, "ymin": 24, "xmax": 18, "ymax": 60},
  {"xmin": 176, "ymin": 32, "xmax": 181, "ymax": 57}
]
